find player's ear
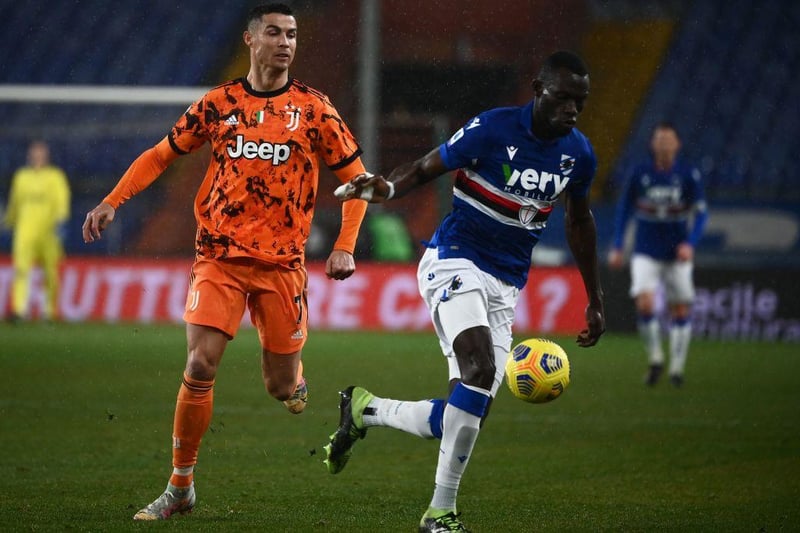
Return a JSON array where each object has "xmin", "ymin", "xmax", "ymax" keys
[
  {"xmin": 531, "ymin": 78, "xmax": 544, "ymax": 97},
  {"xmin": 243, "ymin": 30, "xmax": 253, "ymax": 47}
]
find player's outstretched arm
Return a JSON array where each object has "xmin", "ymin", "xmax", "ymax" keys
[
  {"xmin": 82, "ymin": 202, "xmax": 116, "ymax": 243},
  {"xmin": 334, "ymin": 147, "xmax": 448, "ymax": 203},
  {"xmin": 564, "ymin": 193, "xmax": 605, "ymax": 347},
  {"xmin": 82, "ymin": 137, "xmax": 181, "ymax": 245}
]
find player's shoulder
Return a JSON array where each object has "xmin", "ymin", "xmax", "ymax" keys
[
  {"xmin": 459, "ymin": 105, "xmax": 521, "ymax": 141},
  {"xmin": 47, "ymin": 165, "xmax": 68, "ymax": 177},
  {"xmin": 212, "ymin": 78, "xmax": 241, "ymax": 91},
  {"xmin": 563, "ymin": 127, "xmax": 596, "ymax": 159},
  {"xmin": 476, "ymin": 105, "xmax": 521, "ymax": 125},
  {"xmin": 630, "ymin": 160, "xmax": 652, "ymax": 175},
  {"xmin": 675, "ymin": 158, "xmax": 702, "ymax": 179},
  {"xmin": 189, "ymin": 79, "xmax": 246, "ymax": 112},
  {"xmin": 201, "ymin": 78, "xmax": 241, "ymax": 99},
  {"xmin": 567, "ymin": 127, "xmax": 592, "ymax": 149},
  {"xmin": 289, "ymin": 78, "xmax": 332, "ymax": 106}
]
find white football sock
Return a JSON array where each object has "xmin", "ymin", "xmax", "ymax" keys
[
  {"xmin": 669, "ymin": 320, "xmax": 692, "ymax": 376},
  {"xmin": 430, "ymin": 383, "xmax": 490, "ymax": 511},
  {"xmin": 172, "ymin": 466, "xmax": 193, "ymax": 476},
  {"xmin": 638, "ymin": 316, "xmax": 664, "ymax": 365},
  {"xmin": 362, "ymin": 397, "xmax": 437, "ymax": 438}
]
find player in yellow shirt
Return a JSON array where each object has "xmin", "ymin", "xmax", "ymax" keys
[{"xmin": 4, "ymin": 140, "xmax": 71, "ymax": 322}]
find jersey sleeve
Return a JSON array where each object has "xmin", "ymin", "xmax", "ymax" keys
[
  {"xmin": 317, "ymin": 98, "xmax": 363, "ymax": 170},
  {"xmin": 686, "ymin": 165, "xmax": 708, "ymax": 246},
  {"xmin": 54, "ymin": 169, "xmax": 71, "ymax": 223},
  {"xmin": 438, "ymin": 114, "xmax": 492, "ymax": 170},
  {"xmin": 103, "ymin": 137, "xmax": 179, "ymax": 208},
  {"xmin": 611, "ymin": 168, "xmax": 638, "ymax": 249},
  {"xmin": 565, "ymin": 138, "xmax": 597, "ymax": 199},
  {"xmin": 332, "ymin": 159, "xmax": 369, "ymax": 254},
  {"xmin": 3, "ymin": 172, "xmax": 20, "ymax": 227},
  {"xmin": 168, "ymin": 96, "xmax": 210, "ymax": 155},
  {"xmin": 314, "ymin": 98, "xmax": 368, "ymax": 253},
  {"xmin": 688, "ymin": 166, "xmax": 707, "ymax": 209}
]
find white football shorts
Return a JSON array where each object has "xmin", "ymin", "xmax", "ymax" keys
[
  {"xmin": 629, "ymin": 253, "xmax": 695, "ymax": 303},
  {"xmin": 417, "ymin": 247, "xmax": 519, "ymax": 396}
]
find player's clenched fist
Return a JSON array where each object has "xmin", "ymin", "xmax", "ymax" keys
[{"xmin": 82, "ymin": 202, "xmax": 116, "ymax": 243}]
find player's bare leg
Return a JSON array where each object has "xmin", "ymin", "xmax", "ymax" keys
[{"xmin": 261, "ymin": 349, "xmax": 307, "ymax": 413}]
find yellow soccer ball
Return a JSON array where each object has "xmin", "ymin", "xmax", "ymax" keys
[{"xmin": 505, "ymin": 338, "xmax": 570, "ymax": 403}]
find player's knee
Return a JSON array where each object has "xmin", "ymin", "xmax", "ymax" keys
[
  {"xmin": 635, "ymin": 293, "xmax": 656, "ymax": 314},
  {"xmin": 670, "ymin": 303, "xmax": 691, "ymax": 320},
  {"xmin": 263, "ymin": 378, "xmax": 294, "ymax": 401},
  {"xmin": 464, "ymin": 361, "xmax": 496, "ymax": 389},
  {"xmin": 455, "ymin": 346, "xmax": 496, "ymax": 388},
  {"xmin": 453, "ymin": 327, "xmax": 496, "ymax": 389},
  {"xmin": 185, "ymin": 351, "xmax": 219, "ymax": 381},
  {"xmin": 185, "ymin": 325, "xmax": 227, "ymax": 380}
]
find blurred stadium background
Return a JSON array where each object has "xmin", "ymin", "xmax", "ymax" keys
[
  {"xmin": 0, "ymin": 0, "xmax": 798, "ymax": 340},
  {"xmin": 1, "ymin": 3, "xmax": 798, "ymax": 530}
]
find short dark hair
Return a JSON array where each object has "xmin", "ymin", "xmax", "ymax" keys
[
  {"xmin": 247, "ymin": 3, "xmax": 294, "ymax": 29},
  {"xmin": 538, "ymin": 50, "xmax": 589, "ymax": 82},
  {"xmin": 654, "ymin": 121, "xmax": 679, "ymax": 135}
]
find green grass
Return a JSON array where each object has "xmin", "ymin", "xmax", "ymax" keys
[{"xmin": 1, "ymin": 323, "xmax": 798, "ymax": 532}]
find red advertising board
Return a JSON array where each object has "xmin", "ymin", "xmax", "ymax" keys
[{"xmin": 0, "ymin": 256, "xmax": 588, "ymax": 334}]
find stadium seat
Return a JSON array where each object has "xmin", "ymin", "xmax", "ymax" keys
[
  {"xmin": 0, "ymin": 1, "xmax": 243, "ymax": 255},
  {"xmin": 612, "ymin": 0, "xmax": 797, "ymax": 201}
]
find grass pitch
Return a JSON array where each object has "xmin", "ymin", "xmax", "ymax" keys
[{"xmin": 0, "ymin": 322, "xmax": 798, "ymax": 532}]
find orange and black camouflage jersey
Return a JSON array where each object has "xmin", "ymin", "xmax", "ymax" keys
[{"xmin": 169, "ymin": 77, "xmax": 363, "ymax": 268}]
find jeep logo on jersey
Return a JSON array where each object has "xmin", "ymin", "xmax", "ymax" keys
[
  {"xmin": 502, "ymin": 164, "xmax": 571, "ymax": 197},
  {"xmin": 226, "ymin": 134, "xmax": 291, "ymax": 165}
]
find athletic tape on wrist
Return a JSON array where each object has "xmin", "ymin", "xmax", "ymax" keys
[{"xmin": 385, "ymin": 181, "xmax": 395, "ymax": 200}]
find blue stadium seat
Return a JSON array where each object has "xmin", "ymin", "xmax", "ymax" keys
[
  {"xmin": 0, "ymin": 1, "xmax": 243, "ymax": 255},
  {"xmin": 612, "ymin": 0, "xmax": 799, "ymax": 202}
]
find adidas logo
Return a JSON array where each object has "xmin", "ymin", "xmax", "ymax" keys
[
  {"xmin": 291, "ymin": 329, "xmax": 304, "ymax": 340},
  {"xmin": 224, "ymin": 115, "xmax": 239, "ymax": 126}
]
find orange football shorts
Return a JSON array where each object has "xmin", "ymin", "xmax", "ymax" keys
[{"xmin": 184, "ymin": 257, "xmax": 308, "ymax": 354}]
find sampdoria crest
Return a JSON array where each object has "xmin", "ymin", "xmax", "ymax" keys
[{"xmin": 518, "ymin": 205, "xmax": 539, "ymax": 225}]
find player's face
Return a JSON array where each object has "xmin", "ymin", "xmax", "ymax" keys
[
  {"xmin": 533, "ymin": 68, "xmax": 590, "ymax": 139},
  {"xmin": 650, "ymin": 127, "xmax": 681, "ymax": 160},
  {"xmin": 246, "ymin": 13, "xmax": 297, "ymax": 71},
  {"xmin": 27, "ymin": 142, "xmax": 49, "ymax": 168}
]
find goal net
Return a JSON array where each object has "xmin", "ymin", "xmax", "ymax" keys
[{"xmin": 0, "ymin": 84, "xmax": 210, "ymax": 255}]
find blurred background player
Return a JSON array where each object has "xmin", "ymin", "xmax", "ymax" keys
[
  {"xmin": 3, "ymin": 140, "xmax": 71, "ymax": 323},
  {"xmin": 82, "ymin": 3, "xmax": 369, "ymax": 521},
  {"xmin": 608, "ymin": 122, "xmax": 707, "ymax": 387},
  {"xmin": 326, "ymin": 51, "xmax": 605, "ymax": 532}
]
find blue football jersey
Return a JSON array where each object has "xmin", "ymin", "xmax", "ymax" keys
[
  {"xmin": 612, "ymin": 158, "xmax": 707, "ymax": 260},
  {"xmin": 431, "ymin": 100, "xmax": 597, "ymax": 289}
]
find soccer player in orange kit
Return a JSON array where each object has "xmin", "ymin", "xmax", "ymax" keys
[{"xmin": 82, "ymin": 3, "xmax": 369, "ymax": 520}]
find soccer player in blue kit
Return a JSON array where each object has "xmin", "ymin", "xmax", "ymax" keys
[
  {"xmin": 327, "ymin": 50, "xmax": 605, "ymax": 532},
  {"xmin": 608, "ymin": 122, "xmax": 707, "ymax": 388}
]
